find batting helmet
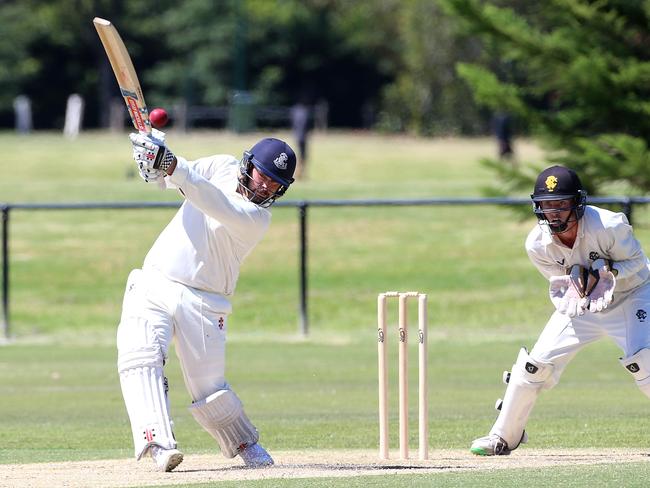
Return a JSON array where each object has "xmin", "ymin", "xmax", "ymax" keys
[{"xmin": 238, "ymin": 138, "xmax": 296, "ymax": 207}]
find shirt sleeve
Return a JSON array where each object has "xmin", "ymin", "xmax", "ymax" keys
[
  {"xmin": 525, "ymin": 229, "xmax": 565, "ymax": 280},
  {"xmin": 526, "ymin": 247, "xmax": 564, "ymax": 280},
  {"xmin": 167, "ymin": 156, "xmax": 270, "ymax": 242},
  {"xmin": 603, "ymin": 213, "xmax": 647, "ymax": 279},
  {"xmin": 162, "ymin": 156, "xmax": 223, "ymax": 190}
]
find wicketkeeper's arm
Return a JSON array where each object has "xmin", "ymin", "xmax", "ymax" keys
[{"xmin": 603, "ymin": 214, "xmax": 647, "ymax": 280}]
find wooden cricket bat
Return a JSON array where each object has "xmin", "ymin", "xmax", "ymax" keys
[{"xmin": 93, "ymin": 17, "xmax": 151, "ymax": 135}]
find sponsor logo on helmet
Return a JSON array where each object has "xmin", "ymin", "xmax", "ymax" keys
[
  {"xmin": 274, "ymin": 152, "xmax": 288, "ymax": 169},
  {"xmin": 545, "ymin": 175, "xmax": 558, "ymax": 192}
]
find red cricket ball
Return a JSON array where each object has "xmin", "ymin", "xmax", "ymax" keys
[{"xmin": 150, "ymin": 108, "xmax": 169, "ymax": 128}]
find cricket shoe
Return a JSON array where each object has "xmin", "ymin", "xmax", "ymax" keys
[
  {"xmin": 239, "ymin": 443, "xmax": 274, "ymax": 468},
  {"xmin": 151, "ymin": 445, "xmax": 184, "ymax": 472},
  {"xmin": 470, "ymin": 431, "xmax": 528, "ymax": 456},
  {"xmin": 470, "ymin": 434, "xmax": 511, "ymax": 456}
]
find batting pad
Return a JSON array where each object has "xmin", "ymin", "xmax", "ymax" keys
[
  {"xmin": 119, "ymin": 346, "xmax": 177, "ymax": 459},
  {"xmin": 491, "ymin": 348, "xmax": 553, "ymax": 449},
  {"xmin": 620, "ymin": 348, "xmax": 650, "ymax": 398},
  {"xmin": 189, "ymin": 389, "xmax": 259, "ymax": 458}
]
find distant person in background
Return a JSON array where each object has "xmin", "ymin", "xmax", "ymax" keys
[
  {"xmin": 290, "ymin": 102, "xmax": 311, "ymax": 179},
  {"xmin": 13, "ymin": 95, "xmax": 32, "ymax": 134},
  {"xmin": 492, "ymin": 112, "xmax": 514, "ymax": 161},
  {"xmin": 471, "ymin": 165, "xmax": 650, "ymax": 456},
  {"xmin": 118, "ymin": 128, "xmax": 296, "ymax": 471}
]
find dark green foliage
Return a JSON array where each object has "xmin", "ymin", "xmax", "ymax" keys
[
  {"xmin": 443, "ymin": 0, "xmax": 650, "ymax": 195},
  {"xmin": 0, "ymin": 0, "xmax": 487, "ymax": 133}
]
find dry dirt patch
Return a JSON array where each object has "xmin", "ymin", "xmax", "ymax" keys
[{"xmin": 2, "ymin": 448, "xmax": 649, "ymax": 488}]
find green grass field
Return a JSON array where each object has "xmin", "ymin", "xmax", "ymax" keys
[{"xmin": 2, "ymin": 130, "xmax": 650, "ymax": 486}]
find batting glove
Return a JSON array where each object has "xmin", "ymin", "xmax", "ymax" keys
[
  {"xmin": 137, "ymin": 164, "xmax": 165, "ymax": 184},
  {"xmin": 130, "ymin": 128, "xmax": 176, "ymax": 173}
]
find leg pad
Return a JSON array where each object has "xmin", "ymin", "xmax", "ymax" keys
[
  {"xmin": 620, "ymin": 348, "xmax": 650, "ymax": 399},
  {"xmin": 490, "ymin": 348, "xmax": 553, "ymax": 449},
  {"xmin": 189, "ymin": 389, "xmax": 259, "ymax": 458}
]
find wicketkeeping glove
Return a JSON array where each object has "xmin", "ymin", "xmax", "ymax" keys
[
  {"xmin": 549, "ymin": 265, "xmax": 588, "ymax": 317},
  {"xmin": 130, "ymin": 128, "xmax": 176, "ymax": 173},
  {"xmin": 584, "ymin": 259, "xmax": 616, "ymax": 313}
]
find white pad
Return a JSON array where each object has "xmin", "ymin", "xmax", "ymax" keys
[
  {"xmin": 620, "ymin": 348, "xmax": 650, "ymax": 398},
  {"xmin": 189, "ymin": 389, "xmax": 259, "ymax": 458},
  {"xmin": 490, "ymin": 348, "xmax": 553, "ymax": 448},
  {"xmin": 118, "ymin": 318, "xmax": 176, "ymax": 459}
]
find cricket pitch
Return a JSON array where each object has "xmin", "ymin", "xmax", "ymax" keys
[{"xmin": 2, "ymin": 448, "xmax": 649, "ymax": 487}]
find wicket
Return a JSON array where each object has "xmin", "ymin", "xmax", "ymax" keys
[{"xmin": 377, "ymin": 291, "xmax": 428, "ymax": 460}]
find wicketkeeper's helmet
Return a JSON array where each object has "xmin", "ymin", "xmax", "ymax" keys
[{"xmin": 531, "ymin": 165, "xmax": 587, "ymax": 233}]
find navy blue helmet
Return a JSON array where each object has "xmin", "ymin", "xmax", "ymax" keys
[{"xmin": 238, "ymin": 138, "xmax": 296, "ymax": 207}]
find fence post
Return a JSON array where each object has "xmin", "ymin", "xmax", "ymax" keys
[
  {"xmin": 298, "ymin": 202, "xmax": 309, "ymax": 336},
  {"xmin": 623, "ymin": 198, "xmax": 633, "ymax": 225},
  {"xmin": 1, "ymin": 205, "xmax": 9, "ymax": 341}
]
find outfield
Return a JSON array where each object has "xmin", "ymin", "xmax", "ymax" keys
[{"xmin": 2, "ymin": 130, "xmax": 650, "ymax": 486}]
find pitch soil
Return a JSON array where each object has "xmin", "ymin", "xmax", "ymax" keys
[{"xmin": 2, "ymin": 448, "xmax": 649, "ymax": 487}]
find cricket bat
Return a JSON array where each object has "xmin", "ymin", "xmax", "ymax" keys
[{"xmin": 93, "ymin": 17, "xmax": 151, "ymax": 136}]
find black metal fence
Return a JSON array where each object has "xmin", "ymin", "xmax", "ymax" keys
[{"xmin": 2, "ymin": 196, "xmax": 648, "ymax": 340}]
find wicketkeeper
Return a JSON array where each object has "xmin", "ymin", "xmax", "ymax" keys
[
  {"xmin": 471, "ymin": 165, "xmax": 650, "ymax": 455},
  {"xmin": 117, "ymin": 129, "xmax": 296, "ymax": 471}
]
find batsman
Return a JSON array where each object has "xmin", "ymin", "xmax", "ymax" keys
[
  {"xmin": 471, "ymin": 165, "xmax": 650, "ymax": 455},
  {"xmin": 117, "ymin": 129, "xmax": 296, "ymax": 471}
]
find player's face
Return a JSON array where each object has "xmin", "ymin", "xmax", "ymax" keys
[
  {"xmin": 248, "ymin": 167, "xmax": 282, "ymax": 202},
  {"xmin": 539, "ymin": 198, "xmax": 576, "ymax": 230}
]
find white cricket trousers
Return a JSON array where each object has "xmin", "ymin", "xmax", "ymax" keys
[
  {"xmin": 117, "ymin": 268, "xmax": 232, "ymax": 402},
  {"xmin": 489, "ymin": 282, "xmax": 650, "ymax": 448},
  {"xmin": 531, "ymin": 281, "xmax": 650, "ymax": 385}
]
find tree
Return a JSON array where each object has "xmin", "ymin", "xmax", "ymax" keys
[
  {"xmin": 443, "ymin": 0, "xmax": 650, "ymax": 195},
  {"xmin": 377, "ymin": 0, "xmax": 488, "ymax": 135},
  {"xmin": 147, "ymin": 0, "xmax": 404, "ymax": 127}
]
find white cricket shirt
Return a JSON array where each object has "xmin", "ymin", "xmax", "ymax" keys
[
  {"xmin": 526, "ymin": 205, "xmax": 650, "ymax": 294},
  {"xmin": 142, "ymin": 155, "xmax": 271, "ymax": 296}
]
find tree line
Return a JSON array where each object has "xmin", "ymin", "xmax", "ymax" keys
[
  {"xmin": 2, "ymin": 0, "xmax": 649, "ymax": 194},
  {"xmin": 0, "ymin": 0, "xmax": 484, "ymax": 133}
]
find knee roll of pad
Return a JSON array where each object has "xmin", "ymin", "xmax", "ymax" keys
[
  {"xmin": 620, "ymin": 348, "xmax": 650, "ymax": 397},
  {"xmin": 513, "ymin": 348, "xmax": 553, "ymax": 385},
  {"xmin": 118, "ymin": 345, "xmax": 163, "ymax": 373},
  {"xmin": 189, "ymin": 389, "xmax": 259, "ymax": 458}
]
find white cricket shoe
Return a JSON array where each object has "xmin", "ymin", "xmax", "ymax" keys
[
  {"xmin": 151, "ymin": 445, "xmax": 184, "ymax": 472},
  {"xmin": 239, "ymin": 443, "xmax": 274, "ymax": 468},
  {"xmin": 470, "ymin": 434, "xmax": 511, "ymax": 456}
]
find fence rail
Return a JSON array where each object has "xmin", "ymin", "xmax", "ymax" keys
[{"xmin": 2, "ymin": 196, "xmax": 649, "ymax": 340}]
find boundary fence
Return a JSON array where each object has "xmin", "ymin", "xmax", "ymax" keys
[{"xmin": 2, "ymin": 196, "xmax": 648, "ymax": 340}]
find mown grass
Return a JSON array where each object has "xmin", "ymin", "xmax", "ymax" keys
[{"xmin": 2, "ymin": 130, "xmax": 650, "ymax": 486}]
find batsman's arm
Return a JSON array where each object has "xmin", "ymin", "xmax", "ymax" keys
[{"xmin": 167, "ymin": 157, "xmax": 270, "ymax": 242}]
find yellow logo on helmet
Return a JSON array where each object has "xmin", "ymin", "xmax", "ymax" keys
[{"xmin": 545, "ymin": 175, "xmax": 558, "ymax": 192}]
